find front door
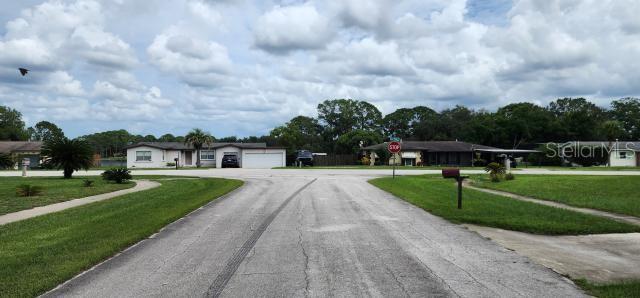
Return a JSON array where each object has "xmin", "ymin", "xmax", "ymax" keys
[{"xmin": 185, "ymin": 151, "xmax": 192, "ymax": 165}]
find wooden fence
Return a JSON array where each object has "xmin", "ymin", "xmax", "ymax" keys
[{"xmin": 313, "ymin": 154, "xmax": 359, "ymax": 166}]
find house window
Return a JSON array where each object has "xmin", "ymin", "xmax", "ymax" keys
[
  {"xmin": 619, "ymin": 151, "xmax": 627, "ymax": 159},
  {"xmin": 136, "ymin": 151, "xmax": 152, "ymax": 161},
  {"xmin": 201, "ymin": 150, "xmax": 215, "ymax": 160}
]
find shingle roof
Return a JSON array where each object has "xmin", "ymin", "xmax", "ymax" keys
[
  {"xmin": 362, "ymin": 141, "xmax": 499, "ymax": 152},
  {"xmin": 124, "ymin": 142, "xmax": 275, "ymax": 150},
  {"xmin": 0, "ymin": 141, "xmax": 43, "ymax": 153}
]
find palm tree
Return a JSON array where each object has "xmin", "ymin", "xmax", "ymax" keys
[
  {"xmin": 600, "ymin": 120, "xmax": 624, "ymax": 167},
  {"xmin": 184, "ymin": 128, "xmax": 214, "ymax": 168},
  {"xmin": 41, "ymin": 137, "xmax": 94, "ymax": 178}
]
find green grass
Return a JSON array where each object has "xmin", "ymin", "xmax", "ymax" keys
[
  {"xmin": 369, "ymin": 176, "xmax": 639, "ymax": 235},
  {"xmin": 0, "ymin": 177, "xmax": 134, "ymax": 215},
  {"xmin": 0, "ymin": 177, "xmax": 242, "ymax": 297},
  {"xmin": 575, "ymin": 279, "xmax": 640, "ymax": 298},
  {"xmin": 274, "ymin": 165, "xmax": 492, "ymax": 170},
  {"xmin": 473, "ymin": 175, "xmax": 640, "ymax": 218}
]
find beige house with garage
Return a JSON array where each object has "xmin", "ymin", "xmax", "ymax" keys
[{"xmin": 125, "ymin": 142, "xmax": 286, "ymax": 169}]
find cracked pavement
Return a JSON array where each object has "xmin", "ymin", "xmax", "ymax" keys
[{"xmin": 41, "ymin": 173, "xmax": 586, "ymax": 297}]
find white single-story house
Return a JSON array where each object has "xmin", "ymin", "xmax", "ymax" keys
[
  {"xmin": 555, "ymin": 141, "xmax": 640, "ymax": 167},
  {"xmin": 0, "ymin": 141, "xmax": 43, "ymax": 168},
  {"xmin": 125, "ymin": 142, "xmax": 286, "ymax": 169}
]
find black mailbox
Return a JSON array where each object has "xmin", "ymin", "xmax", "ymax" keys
[
  {"xmin": 441, "ymin": 168, "xmax": 468, "ymax": 209},
  {"xmin": 442, "ymin": 168, "xmax": 460, "ymax": 179}
]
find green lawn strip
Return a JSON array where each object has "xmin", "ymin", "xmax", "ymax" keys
[
  {"xmin": 574, "ymin": 279, "xmax": 640, "ymax": 298},
  {"xmin": 273, "ymin": 165, "xmax": 495, "ymax": 170},
  {"xmin": 0, "ymin": 177, "xmax": 134, "ymax": 215},
  {"xmin": 369, "ymin": 176, "xmax": 639, "ymax": 235},
  {"xmin": 0, "ymin": 178, "xmax": 243, "ymax": 297},
  {"xmin": 472, "ymin": 175, "xmax": 640, "ymax": 218}
]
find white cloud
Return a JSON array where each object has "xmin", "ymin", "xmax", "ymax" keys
[
  {"xmin": 254, "ymin": 3, "xmax": 334, "ymax": 54},
  {"xmin": 1, "ymin": 0, "xmax": 640, "ymax": 137}
]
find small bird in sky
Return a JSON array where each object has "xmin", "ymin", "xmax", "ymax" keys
[{"xmin": 19, "ymin": 68, "xmax": 29, "ymax": 76}]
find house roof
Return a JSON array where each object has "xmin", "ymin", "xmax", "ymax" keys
[
  {"xmin": 0, "ymin": 141, "xmax": 43, "ymax": 154},
  {"xmin": 362, "ymin": 141, "xmax": 499, "ymax": 152},
  {"xmin": 124, "ymin": 142, "xmax": 280, "ymax": 150}
]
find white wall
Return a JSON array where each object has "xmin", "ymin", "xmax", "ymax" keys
[
  {"xmin": 215, "ymin": 146, "xmax": 242, "ymax": 168},
  {"xmin": 241, "ymin": 149, "xmax": 286, "ymax": 168},
  {"xmin": 127, "ymin": 146, "xmax": 177, "ymax": 168},
  {"xmin": 610, "ymin": 150, "xmax": 637, "ymax": 167}
]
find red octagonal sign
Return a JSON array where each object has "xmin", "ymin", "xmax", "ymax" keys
[{"xmin": 388, "ymin": 141, "xmax": 401, "ymax": 153}]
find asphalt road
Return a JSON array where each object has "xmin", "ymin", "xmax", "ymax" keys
[{"xmin": 36, "ymin": 170, "xmax": 586, "ymax": 297}]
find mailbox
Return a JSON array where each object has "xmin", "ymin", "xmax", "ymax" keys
[
  {"xmin": 442, "ymin": 168, "xmax": 460, "ymax": 179},
  {"xmin": 441, "ymin": 168, "xmax": 468, "ymax": 209}
]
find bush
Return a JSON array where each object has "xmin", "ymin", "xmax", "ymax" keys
[
  {"xmin": 0, "ymin": 153, "xmax": 14, "ymax": 169},
  {"xmin": 472, "ymin": 158, "xmax": 487, "ymax": 167},
  {"xmin": 166, "ymin": 162, "xmax": 176, "ymax": 167},
  {"xmin": 83, "ymin": 179, "xmax": 94, "ymax": 187},
  {"xmin": 101, "ymin": 168, "xmax": 132, "ymax": 184},
  {"xmin": 360, "ymin": 156, "xmax": 370, "ymax": 166},
  {"xmin": 16, "ymin": 184, "xmax": 43, "ymax": 197},
  {"xmin": 484, "ymin": 162, "xmax": 506, "ymax": 181},
  {"xmin": 505, "ymin": 173, "xmax": 515, "ymax": 180}
]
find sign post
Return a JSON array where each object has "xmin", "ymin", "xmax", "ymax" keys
[{"xmin": 388, "ymin": 141, "xmax": 401, "ymax": 179}]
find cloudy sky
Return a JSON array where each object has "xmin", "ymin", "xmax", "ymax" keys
[{"xmin": 0, "ymin": 0, "xmax": 639, "ymax": 138}]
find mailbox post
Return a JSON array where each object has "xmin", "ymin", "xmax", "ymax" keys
[
  {"xmin": 174, "ymin": 157, "xmax": 179, "ymax": 170},
  {"xmin": 442, "ymin": 168, "xmax": 469, "ymax": 209},
  {"xmin": 21, "ymin": 158, "xmax": 30, "ymax": 177}
]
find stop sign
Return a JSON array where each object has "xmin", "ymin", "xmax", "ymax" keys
[{"xmin": 388, "ymin": 141, "xmax": 401, "ymax": 153}]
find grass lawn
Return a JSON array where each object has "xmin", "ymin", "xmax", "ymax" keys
[
  {"xmin": 472, "ymin": 175, "xmax": 640, "ymax": 218},
  {"xmin": 274, "ymin": 165, "xmax": 492, "ymax": 170},
  {"xmin": 0, "ymin": 177, "xmax": 134, "ymax": 215},
  {"xmin": 0, "ymin": 177, "xmax": 242, "ymax": 297},
  {"xmin": 574, "ymin": 279, "xmax": 640, "ymax": 298},
  {"xmin": 369, "ymin": 176, "xmax": 639, "ymax": 235}
]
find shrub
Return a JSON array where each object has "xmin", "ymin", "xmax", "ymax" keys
[
  {"xmin": 101, "ymin": 168, "xmax": 132, "ymax": 184},
  {"xmin": 505, "ymin": 173, "xmax": 515, "ymax": 181},
  {"xmin": 83, "ymin": 179, "xmax": 94, "ymax": 187},
  {"xmin": 16, "ymin": 184, "xmax": 43, "ymax": 197},
  {"xmin": 166, "ymin": 162, "xmax": 176, "ymax": 167},
  {"xmin": 472, "ymin": 158, "xmax": 487, "ymax": 167},
  {"xmin": 0, "ymin": 153, "xmax": 14, "ymax": 169},
  {"xmin": 361, "ymin": 156, "xmax": 370, "ymax": 166},
  {"xmin": 484, "ymin": 162, "xmax": 506, "ymax": 181},
  {"xmin": 41, "ymin": 137, "xmax": 93, "ymax": 178}
]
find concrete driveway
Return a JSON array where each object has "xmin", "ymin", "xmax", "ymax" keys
[{"xmin": 16, "ymin": 169, "xmax": 587, "ymax": 297}]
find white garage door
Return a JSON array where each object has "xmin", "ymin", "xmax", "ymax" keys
[{"xmin": 242, "ymin": 152, "xmax": 284, "ymax": 168}]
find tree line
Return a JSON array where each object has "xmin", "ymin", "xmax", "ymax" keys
[{"xmin": 2, "ymin": 97, "xmax": 639, "ymax": 156}]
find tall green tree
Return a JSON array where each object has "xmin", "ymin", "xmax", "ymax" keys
[
  {"xmin": 317, "ymin": 99, "xmax": 382, "ymax": 139},
  {"xmin": 158, "ymin": 133, "xmax": 177, "ymax": 142},
  {"xmin": 495, "ymin": 102, "xmax": 553, "ymax": 148},
  {"xmin": 81, "ymin": 129, "xmax": 136, "ymax": 157},
  {"xmin": 610, "ymin": 97, "xmax": 640, "ymax": 139},
  {"xmin": 184, "ymin": 128, "xmax": 214, "ymax": 168},
  {"xmin": 335, "ymin": 129, "xmax": 383, "ymax": 154},
  {"xmin": 41, "ymin": 138, "xmax": 94, "ymax": 178},
  {"xmin": 0, "ymin": 106, "xmax": 29, "ymax": 141},
  {"xmin": 548, "ymin": 98, "xmax": 605, "ymax": 141},
  {"xmin": 382, "ymin": 106, "xmax": 437, "ymax": 139},
  {"xmin": 28, "ymin": 121, "xmax": 65, "ymax": 142},
  {"xmin": 270, "ymin": 116, "xmax": 323, "ymax": 152}
]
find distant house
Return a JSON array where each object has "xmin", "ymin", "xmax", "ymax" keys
[
  {"xmin": 0, "ymin": 141, "xmax": 43, "ymax": 168},
  {"xmin": 125, "ymin": 142, "xmax": 286, "ymax": 169},
  {"xmin": 554, "ymin": 141, "xmax": 640, "ymax": 167},
  {"xmin": 362, "ymin": 141, "xmax": 537, "ymax": 166},
  {"xmin": 362, "ymin": 141, "xmax": 497, "ymax": 166}
]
